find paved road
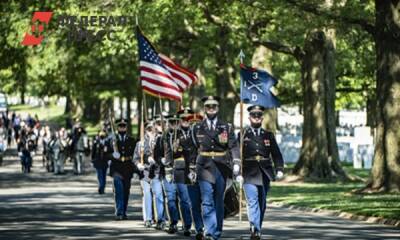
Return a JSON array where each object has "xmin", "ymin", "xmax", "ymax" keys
[{"xmin": 0, "ymin": 147, "xmax": 399, "ymax": 240}]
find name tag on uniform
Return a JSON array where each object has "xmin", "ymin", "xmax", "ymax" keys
[
  {"xmin": 219, "ymin": 131, "xmax": 228, "ymax": 143},
  {"xmin": 264, "ymin": 139, "xmax": 270, "ymax": 146}
]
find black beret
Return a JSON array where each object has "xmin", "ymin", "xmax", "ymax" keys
[
  {"xmin": 177, "ymin": 107, "xmax": 194, "ymax": 118},
  {"xmin": 201, "ymin": 96, "xmax": 220, "ymax": 105},
  {"xmin": 247, "ymin": 105, "xmax": 265, "ymax": 112},
  {"xmin": 115, "ymin": 118, "xmax": 128, "ymax": 126}
]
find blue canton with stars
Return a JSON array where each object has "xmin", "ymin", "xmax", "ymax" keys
[{"xmin": 137, "ymin": 30, "xmax": 163, "ymax": 67}]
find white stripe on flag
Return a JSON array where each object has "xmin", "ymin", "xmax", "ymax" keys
[
  {"xmin": 140, "ymin": 71, "xmax": 180, "ymax": 90},
  {"xmin": 142, "ymin": 81, "xmax": 182, "ymax": 99}
]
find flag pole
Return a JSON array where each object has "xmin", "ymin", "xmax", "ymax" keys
[
  {"xmin": 140, "ymin": 93, "xmax": 145, "ymax": 165},
  {"xmin": 238, "ymin": 49, "xmax": 245, "ymax": 223}
]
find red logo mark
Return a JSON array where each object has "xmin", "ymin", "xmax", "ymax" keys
[{"xmin": 21, "ymin": 11, "xmax": 53, "ymax": 46}]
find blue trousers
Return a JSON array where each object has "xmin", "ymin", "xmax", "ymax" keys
[
  {"xmin": 243, "ymin": 174, "xmax": 270, "ymax": 232},
  {"xmin": 198, "ymin": 168, "xmax": 226, "ymax": 239},
  {"xmin": 96, "ymin": 167, "xmax": 107, "ymax": 192},
  {"xmin": 113, "ymin": 176, "xmax": 131, "ymax": 217},
  {"xmin": 152, "ymin": 178, "xmax": 165, "ymax": 223},
  {"xmin": 163, "ymin": 180, "xmax": 192, "ymax": 229},
  {"xmin": 188, "ymin": 183, "xmax": 204, "ymax": 233}
]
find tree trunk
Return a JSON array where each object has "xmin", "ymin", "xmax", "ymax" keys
[
  {"xmin": 323, "ymin": 28, "xmax": 348, "ymax": 179},
  {"xmin": 215, "ymin": 27, "xmax": 239, "ymax": 123},
  {"xmin": 126, "ymin": 95, "xmax": 132, "ymax": 135},
  {"xmin": 364, "ymin": 0, "xmax": 400, "ymax": 192},
  {"xmin": 83, "ymin": 97, "xmax": 101, "ymax": 123},
  {"xmin": 251, "ymin": 45, "xmax": 278, "ymax": 132},
  {"xmin": 293, "ymin": 31, "xmax": 332, "ymax": 179}
]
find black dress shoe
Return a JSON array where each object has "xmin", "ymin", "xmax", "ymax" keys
[
  {"xmin": 183, "ymin": 229, "xmax": 191, "ymax": 237},
  {"xmin": 115, "ymin": 215, "xmax": 123, "ymax": 221},
  {"xmin": 167, "ymin": 224, "xmax": 178, "ymax": 234},
  {"xmin": 195, "ymin": 232, "xmax": 204, "ymax": 240},
  {"xmin": 250, "ymin": 225, "xmax": 261, "ymax": 240},
  {"xmin": 155, "ymin": 221, "xmax": 166, "ymax": 230},
  {"xmin": 144, "ymin": 220, "xmax": 152, "ymax": 228},
  {"xmin": 122, "ymin": 215, "xmax": 128, "ymax": 220}
]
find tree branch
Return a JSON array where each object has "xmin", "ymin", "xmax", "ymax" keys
[
  {"xmin": 253, "ymin": 39, "xmax": 305, "ymax": 61},
  {"xmin": 284, "ymin": 0, "xmax": 375, "ymax": 36}
]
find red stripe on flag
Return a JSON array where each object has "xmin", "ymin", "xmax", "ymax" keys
[
  {"xmin": 143, "ymin": 86, "xmax": 181, "ymax": 102},
  {"xmin": 141, "ymin": 76, "xmax": 181, "ymax": 92},
  {"xmin": 140, "ymin": 66, "xmax": 174, "ymax": 82}
]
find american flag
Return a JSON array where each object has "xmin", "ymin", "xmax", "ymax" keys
[{"xmin": 137, "ymin": 29, "xmax": 197, "ymax": 101}]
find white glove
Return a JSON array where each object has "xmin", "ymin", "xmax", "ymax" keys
[
  {"xmin": 188, "ymin": 171, "xmax": 196, "ymax": 183},
  {"xmin": 107, "ymin": 160, "xmax": 111, "ymax": 167},
  {"xmin": 148, "ymin": 156, "xmax": 156, "ymax": 165},
  {"xmin": 233, "ymin": 164, "xmax": 240, "ymax": 175},
  {"xmin": 236, "ymin": 175, "xmax": 244, "ymax": 184},
  {"xmin": 276, "ymin": 171, "xmax": 284, "ymax": 180},
  {"xmin": 30, "ymin": 151, "xmax": 35, "ymax": 157},
  {"xmin": 137, "ymin": 163, "xmax": 145, "ymax": 171},
  {"xmin": 161, "ymin": 157, "xmax": 167, "ymax": 165},
  {"xmin": 18, "ymin": 152, "xmax": 23, "ymax": 157},
  {"xmin": 165, "ymin": 174, "xmax": 173, "ymax": 183},
  {"xmin": 112, "ymin": 151, "xmax": 121, "ymax": 159}
]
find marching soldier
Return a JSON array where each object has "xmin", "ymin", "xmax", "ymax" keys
[
  {"xmin": 187, "ymin": 112, "xmax": 205, "ymax": 240},
  {"xmin": 191, "ymin": 96, "xmax": 240, "ymax": 240},
  {"xmin": 151, "ymin": 116, "xmax": 168, "ymax": 230},
  {"xmin": 134, "ymin": 119, "xmax": 166, "ymax": 229},
  {"xmin": 162, "ymin": 111, "xmax": 193, "ymax": 236},
  {"xmin": 109, "ymin": 119, "xmax": 136, "ymax": 220},
  {"xmin": 91, "ymin": 129, "xmax": 112, "ymax": 194},
  {"xmin": 71, "ymin": 125, "xmax": 89, "ymax": 175},
  {"xmin": 236, "ymin": 105, "xmax": 284, "ymax": 240}
]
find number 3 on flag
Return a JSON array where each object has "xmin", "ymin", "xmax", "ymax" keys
[{"xmin": 252, "ymin": 72, "xmax": 258, "ymax": 80}]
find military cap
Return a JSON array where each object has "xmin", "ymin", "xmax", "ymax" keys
[
  {"xmin": 115, "ymin": 118, "xmax": 128, "ymax": 127},
  {"xmin": 144, "ymin": 121, "xmax": 154, "ymax": 130},
  {"xmin": 166, "ymin": 114, "xmax": 180, "ymax": 121},
  {"xmin": 247, "ymin": 105, "xmax": 265, "ymax": 112},
  {"xmin": 187, "ymin": 113, "xmax": 203, "ymax": 123},
  {"xmin": 201, "ymin": 96, "xmax": 220, "ymax": 106},
  {"xmin": 177, "ymin": 107, "xmax": 194, "ymax": 119}
]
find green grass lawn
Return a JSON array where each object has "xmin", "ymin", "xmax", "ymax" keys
[
  {"xmin": 269, "ymin": 165, "xmax": 400, "ymax": 220},
  {"xmin": 9, "ymin": 104, "xmax": 64, "ymax": 124},
  {"xmin": 9, "ymin": 104, "xmax": 138, "ymax": 137}
]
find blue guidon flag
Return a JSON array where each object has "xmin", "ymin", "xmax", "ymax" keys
[
  {"xmin": 137, "ymin": 27, "xmax": 197, "ymax": 102},
  {"xmin": 240, "ymin": 64, "xmax": 280, "ymax": 108}
]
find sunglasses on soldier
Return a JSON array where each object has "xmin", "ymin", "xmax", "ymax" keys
[
  {"xmin": 205, "ymin": 104, "xmax": 218, "ymax": 110},
  {"xmin": 250, "ymin": 112, "xmax": 263, "ymax": 119}
]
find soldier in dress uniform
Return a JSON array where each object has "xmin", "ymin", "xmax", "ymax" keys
[
  {"xmin": 134, "ymin": 119, "xmax": 166, "ymax": 229},
  {"xmin": 236, "ymin": 105, "xmax": 284, "ymax": 240},
  {"xmin": 71, "ymin": 125, "xmax": 89, "ymax": 175},
  {"xmin": 162, "ymin": 111, "xmax": 193, "ymax": 236},
  {"xmin": 91, "ymin": 129, "xmax": 112, "ymax": 194},
  {"xmin": 109, "ymin": 119, "xmax": 136, "ymax": 220},
  {"xmin": 191, "ymin": 96, "xmax": 240, "ymax": 240},
  {"xmin": 186, "ymin": 112, "xmax": 205, "ymax": 240}
]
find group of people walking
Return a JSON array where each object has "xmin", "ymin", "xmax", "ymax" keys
[{"xmin": 92, "ymin": 95, "xmax": 284, "ymax": 240}]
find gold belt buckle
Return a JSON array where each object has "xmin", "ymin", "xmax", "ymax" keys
[{"xmin": 255, "ymin": 155, "xmax": 262, "ymax": 161}]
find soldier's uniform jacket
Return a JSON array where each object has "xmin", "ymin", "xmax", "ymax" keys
[
  {"xmin": 240, "ymin": 127, "xmax": 284, "ymax": 185},
  {"xmin": 91, "ymin": 136, "xmax": 112, "ymax": 169},
  {"xmin": 110, "ymin": 133, "xmax": 136, "ymax": 180},
  {"xmin": 133, "ymin": 134, "xmax": 158, "ymax": 181},
  {"xmin": 191, "ymin": 118, "xmax": 239, "ymax": 184},
  {"xmin": 165, "ymin": 127, "xmax": 197, "ymax": 184},
  {"xmin": 152, "ymin": 131, "xmax": 169, "ymax": 178}
]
